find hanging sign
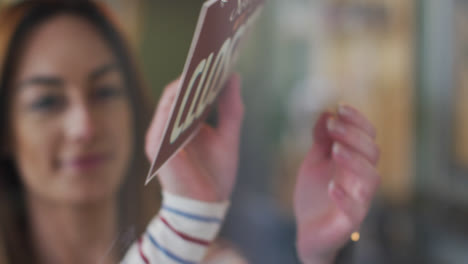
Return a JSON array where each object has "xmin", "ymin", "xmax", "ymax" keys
[{"xmin": 146, "ymin": 0, "xmax": 264, "ymax": 184}]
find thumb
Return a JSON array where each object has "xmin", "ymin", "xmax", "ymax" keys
[
  {"xmin": 298, "ymin": 111, "xmax": 335, "ymax": 179},
  {"xmin": 145, "ymin": 78, "xmax": 181, "ymax": 161},
  {"xmin": 216, "ymin": 73, "xmax": 245, "ymax": 148},
  {"xmin": 312, "ymin": 111, "xmax": 334, "ymax": 159}
]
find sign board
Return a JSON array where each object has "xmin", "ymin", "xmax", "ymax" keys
[{"xmin": 146, "ymin": 0, "xmax": 264, "ymax": 184}]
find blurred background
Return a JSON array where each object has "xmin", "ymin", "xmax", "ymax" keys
[{"xmin": 2, "ymin": 0, "xmax": 467, "ymax": 263}]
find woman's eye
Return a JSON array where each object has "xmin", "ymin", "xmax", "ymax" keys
[
  {"xmin": 30, "ymin": 95, "xmax": 63, "ymax": 112},
  {"xmin": 94, "ymin": 85, "xmax": 124, "ymax": 100}
]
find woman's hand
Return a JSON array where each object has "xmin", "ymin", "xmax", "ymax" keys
[
  {"xmin": 145, "ymin": 74, "xmax": 244, "ymax": 202},
  {"xmin": 294, "ymin": 105, "xmax": 380, "ymax": 264}
]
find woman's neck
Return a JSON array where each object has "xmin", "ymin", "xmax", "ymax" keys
[{"xmin": 26, "ymin": 194, "xmax": 118, "ymax": 264}]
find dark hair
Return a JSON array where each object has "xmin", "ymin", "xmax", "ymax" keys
[{"xmin": 0, "ymin": 1, "xmax": 160, "ymax": 262}]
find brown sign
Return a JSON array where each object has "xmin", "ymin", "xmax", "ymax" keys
[{"xmin": 146, "ymin": 0, "xmax": 264, "ymax": 184}]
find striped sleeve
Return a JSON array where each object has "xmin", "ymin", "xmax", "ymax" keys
[{"xmin": 121, "ymin": 191, "xmax": 230, "ymax": 264}]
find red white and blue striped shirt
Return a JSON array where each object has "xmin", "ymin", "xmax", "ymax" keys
[{"xmin": 121, "ymin": 191, "xmax": 229, "ymax": 264}]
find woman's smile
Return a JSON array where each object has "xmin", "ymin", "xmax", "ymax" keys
[{"xmin": 61, "ymin": 151, "xmax": 113, "ymax": 173}]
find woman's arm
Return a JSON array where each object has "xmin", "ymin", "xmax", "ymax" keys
[
  {"xmin": 122, "ymin": 74, "xmax": 243, "ymax": 263},
  {"xmin": 121, "ymin": 192, "xmax": 229, "ymax": 263}
]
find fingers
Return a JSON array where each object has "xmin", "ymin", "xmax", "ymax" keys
[
  {"xmin": 330, "ymin": 142, "xmax": 380, "ymax": 225},
  {"xmin": 323, "ymin": 106, "xmax": 380, "ymax": 229},
  {"xmin": 216, "ymin": 73, "xmax": 245, "ymax": 147},
  {"xmin": 328, "ymin": 178, "xmax": 367, "ymax": 227},
  {"xmin": 145, "ymin": 78, "xmax": 181, "ymax": 161},
  {"xmin": 337, "ymin": 104, "xmax": 377, "ymax": 139},
  {"xmin": 327, "ymin": 118, "xmax": 379, "ymax": 165},
  {"xmin": 332, "ymin": 143, "xmax": 380, "ymax": 200}
]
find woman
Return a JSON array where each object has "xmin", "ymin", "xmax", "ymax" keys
[
  {"xmin": 0, "ymin": 1, "xmax": 381, "ymax": 263},
  {"xmin": 0, "ymin": 1, "xmax": 158, "ymax": 262}
]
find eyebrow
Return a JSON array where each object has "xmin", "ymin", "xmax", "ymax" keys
[
  {"xmin": 16, "ymin": 62, "xmax": 121, "ymax": 90},
  {"xmin": 17, "ymin": 76, "xmax": 64, "ymax": 90},
  {"xmin": 88, "ymin": 62, "xmax": 121, "ymax": 83}
]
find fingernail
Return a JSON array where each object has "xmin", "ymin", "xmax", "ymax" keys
[
  {"xmin": 338, "ymin": 104, "xmax": 352, "ymax": 118},
  {"xmin": 332, "ymin": 142, "xmax": 341, "ymax": 156},
  {"xmin": 327, "ymin": 118, "xmax": 346, "ymax": 135},
  {"xmin": 333, "ymin": 142, "xmax": 351, "ymax": 160},
  {"xmin": 331, "ymin": 181, "xmax": 346, "ymax": 200},
  {"xmin": 328, "ymin": 180, "xmax": 335, "ymax": 192}
]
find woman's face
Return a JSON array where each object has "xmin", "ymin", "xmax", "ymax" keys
[{"xmin": 8, "ymin": 14, "xmax": 133, "ymax": 205}]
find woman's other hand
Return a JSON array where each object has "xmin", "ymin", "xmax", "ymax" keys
[{"xmin": 294, "ymin": 105, "xmax": 380, "ymax": 264}]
